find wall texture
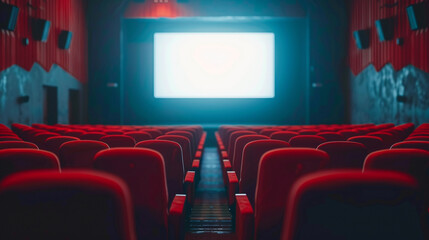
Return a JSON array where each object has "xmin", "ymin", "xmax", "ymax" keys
[
  {"xmin": 0, "ymin": 0, "xmax": 87, "ymax": 126},
  {"xmin": 350, "ymin": 64, "xmax": 429, "ymax": 125},
  {"xmin": 0, "ymin": 63, "xmax": 83, "ymax": 126},
  {"xmin": 348, "ymin": 0, "xmax": 429, "ymax": 125}
]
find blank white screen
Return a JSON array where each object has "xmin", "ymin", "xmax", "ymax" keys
[{"xmin": 154, "ymin": 33, "xmax": 275, "ymax": 98}]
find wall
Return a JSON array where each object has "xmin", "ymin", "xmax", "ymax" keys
[
  {"xmin": 0, "ymin": 0, "xmax": 87, "ymax": 126},
  {"xmin": 348, "ymin": 0, "xmax": 429, "ymax": 125}
]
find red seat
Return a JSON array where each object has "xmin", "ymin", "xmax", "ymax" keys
[
  {"xmin": 232, "ymin": 135, "xmax": 269, "ymax": 175},
  {"xmin": 338, "ymin": 130, "xmax": 359, "ymax": 139},
  {"xmin": 406, "ymin": 136, "xmax": 429, "ymax": 142},
  {"xmin": 44, "ymin": 136, "xmax": 79, "ymax": 155},
  {"xmin": 391, "ymin": 141, "xmax": 429, "ymax": 151},
  {"xmin": 0, "ymin": 141, "xmax": 38, "ymax": 150},
  {"xmin": 363, "ymin": 149, "xmax": 429, "ymax": 208},
  {"xmin": 32, "ymin": 132, "xmax": 61, "ymax": 149},
  {"xmin": 100, "ymin": 135, "xmax": 136, "ymax": 148},
  {"xmin": 316, "ymin": 132, "xmax": 346, "ymax": 141},
  {"xmin": 348, "ymin": 136, "xmax": 386, "ymax": 153},
  {"xmin": 227, "ymin": 131, "xmax": 257, "ymax": 159},
  {"xmin": 94, "ymin": 148, "xmax": 186, "ymax": 240},
  {"xmin": 367, "ymin": 132, "xmax": 396, "ymax": 147},
  {"xmin": 58, "ymin": 140, "xmax": 109, "ymax": 168},
  {"xmin": 0, "ymin": 170, "xmax": 137, "ymax": 240},
  {"xmin": 236, "ymin": 148, "xmax": 329, "ymax": 240},
  {"xmin": 317, "ymin": 141, "xmax": 367, "ymax": 169},
  {"xmin": 81, "ymin": 132, "xmax": 107, "ymax": 141},
  {"xmin": 104, "ymin": 130, "xmax": 124, "ymax": 135},
  {"xmin": 233, "ymin": 139, "xmax": 290, "ymax": 206},
  {"xmin": 289, "ymin": 135, "xmax": 326, "ymax": 148},
  {"xmin": 260, "ymin": 128, "xmax": 282, "ymax": 137},
  {"xmin": 281, "ymin": 170, "xmax": 425, "ymax": 240},
  {"xmin": 270, "ymin": 131, "xmax": 299, "ymax": 142},
  {"xmin": 157, "ymin": 135, "xmax": 193, "ymax": 172},
  {"xmin": 135, "ymin": 140, "xmax": 195, "ymax": 204},
  {"xmin": 0, "ymin": 149, "xmax": 60, "ymax": 180},
  {"xmin": 124, "ymin": 131, "xmax": 153, "ymax": 143},
  {"xmin": 64, "ymin": 130, "xmax": 86, "ymax": 138},
  {"xmin": 166, "ymin": 131, "xmax": 196, "ymax": 156},
  {"xmin": 0, "ymin": 136, "xmax": 23, "ymax": 142},
  {"xmin": 139, "ymin": 129, "xmax": 163, "ymax": 138}
]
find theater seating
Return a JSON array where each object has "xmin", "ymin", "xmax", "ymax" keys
[
  {"xmin": 316, "ymin": 132, "xmax": 346, "ymax": 141},
  {"xmin": 157, "ymin": 135, "xmax": 195, "ymax": 172},
  {"xmin": 317, "ymin": 141, "xmax": 367, "ymax": 169},
  {"xmin": 235, "ymin": 148, "xmax": 329, "ymax": 240},
  {"xmin": 44, "ymin": 136, "xmax": 79, "ymax": 155},
  {"xmin": 281, "ymin": 170, "xmax": 427, "ymax": 240},
  {"xmin": 288, "ymin": 135, "xmax": 326, "ymax": 148},
  {"xmin": 81, "ymin": 132, "xmax": 107, "ymax": 141},
  {"xmin": 58, "ymin": 140, "xmax": 109, "ymax": 168},
  {"xmin": 100, "ymin": 135, "xmax": 136, "ymax": 148},
  {"xmin": 124, "ymin": 131, "xmax": 153, "ymax": 143},
  {"xmin": 94, "ymin": 148, "xmax": 186, "ymax": 240},
  {"xmin": 348, "ymin": 136, "xmax": 386, "ymax": 153},
  {"xmin": 135, "ymin": 140, "xmax": 195, "ymax": 204},
  {"xmin": 0, "ymin": 149, "xmax": 60, "ymax": 180},
  {"xmin": 270, "ymin": 131, "xmax": 299, "ymax": 142},
  {"xmin": 0, "ymin": 141, "xmax": 38, "ymax": 149},
  {"xmin": 391, "ymin": 141, "xmax": 429, "ymax": 151},
  {"xmin": 231, "ymin": 135, "xmax": 269, "ymax": 177},
  {"xmin": 0, "ymin": 170, "xmax": 137, "ymax": 240},
  {"xmin": 228, "ymin": 139, "xmax": 289, "ymax": 206}
]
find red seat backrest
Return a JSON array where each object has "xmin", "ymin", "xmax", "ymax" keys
[
  {"xmin": 135, "ymin": 140, "xmax": 185, "ymax": 204},
  {"xmin": 0, "ymin": 170, "xmax": 136, "ymax": 240},
  {"xmin": 281, "ymin": 170, "xmax": 423, "ymax": 240},
  {"xmin": 157, "ymin": 135, "xmax": 192, "ymax": 172},
  {"xmin": 227, "ymin": 131, "xmax": 257, "ymax": 158},
  {"xmin": 316, "ymin": 132, "xmax": 346, "ymax": 141},
  {"xmin": 232, "ymin": 135, "xmax": 269, "ymax": 174},
  {"xmin": 240, "ymin": 140, "xmax": 291, "ymax": 206},
  {"xmin": 166, "ymin": 131, "xmax": 196, "ymax": 155},
  {"xmin": 100, "ymin": 135, "xmax": 136, "ymax": 148},
  {"xmin": 58, "ymin": 140, "xmax": 109, "ymax": 169},
  {"xmin": 124, "ymin": 131, "xmax": 153, "ymax": 143},
  {"xmin": 0, "ymin": 141, "xmax": 38, "ymax": 150},
  {"xmin": 391, "ymin": 141, "xmax": 429, "ymax": 151},
  {"xmin": 0, "ymin": 149, "xmax": 60, "ymax": 180},
  {"xmin": 80, "ymin": 132, "xmax": 107, "ymax": 141},
  {"xmin": 289, "ymin": 135, "xmax": 326, "ymax": 148},
  {"xmin": 270, "ymin": 131, "xmax": 299, "ymax": 142},
  {"xmin": 317, "ymin": 141, "xmax": 367, "ymax": 169},
  {"xmin": 348, "ymin": 136, "xmax": 386, "ymax": 153},
  {"xmin": 254, "ymin": 148, "xmax": 329, "ymax": 240},
  {"xmin": 44, "ymin": 136, "xmax": 79, "ymax": 155},
  {"xmin": 94, "ymin": 148, "xmax": 169, "ymax": 240}
]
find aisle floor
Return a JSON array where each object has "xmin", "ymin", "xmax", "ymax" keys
[{"xmin": 186, "ymin": 147, "xmax": 236, "ymax": 240}]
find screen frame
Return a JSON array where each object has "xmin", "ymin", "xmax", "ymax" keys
[{"xmin": 122, "ymin": 17, "xmax": 308, "ymax": 125}]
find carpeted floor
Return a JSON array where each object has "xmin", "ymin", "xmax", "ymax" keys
[{"xmin": 186, "ymin": 147, "xmax": 236, "ymax": 240}]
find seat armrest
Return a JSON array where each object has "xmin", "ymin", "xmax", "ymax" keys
[
  {"xmin": 169, "ymin": 194, "xmax": 187, "ymax": 240},
  {"xmin": 195, "ymin": 150, "xmax": 202, "ymax": 159},
  {"xmin": 221, "ymin": 150, "xmax": 228, "ymax": 159},
  {"xmin": 235, "ymin": 194, "xmax": 254, "ymax": 240},
  {"xmin": 192, "ymin": 159, "xmax": 200, "ymax": 170},
  {"xmin": 227, "ymin": 171, "xmax": 239, "ymax": 205},
  {"xmin": 223, "ymin": 159, "xmax": 232, "ymax": 170},
  {"xmin": 184, "ymin": 171, "xmax": 195, "ymax": 204}
]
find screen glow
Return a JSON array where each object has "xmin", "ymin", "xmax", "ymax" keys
[{"xmin": 154, "ymin": 33, "xmax": 275, "ymax": 98}]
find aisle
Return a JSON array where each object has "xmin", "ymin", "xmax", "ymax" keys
[{"xmin": 186, "ymin": 147, "xmax": 236, "ymax": 240}]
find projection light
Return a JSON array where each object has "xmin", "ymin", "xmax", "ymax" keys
[{"xmin": 154, "ymin": 32, "xmax": 275, "ymax": 98}]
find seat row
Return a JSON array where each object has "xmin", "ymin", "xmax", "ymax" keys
[
  {"xmin": 0, "ymin": 123, "xmax": 208, "ymax": 240},
  {"xmin": 215, "ymin": 123, "xmax": 429, "ymax": 240}
]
